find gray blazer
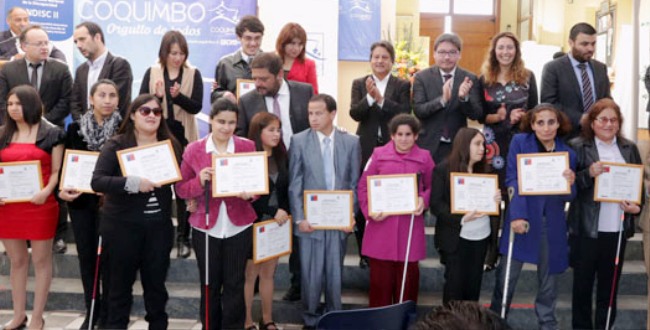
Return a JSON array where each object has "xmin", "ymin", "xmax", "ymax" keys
[
  {"xmin": 412, "ymin": 65, "xmax": 482, "ymax": 161},
  {"xmin": 288, "ymin": 128, "xmax": 361, "ymax": 240},
  {"xmin": 0, "ymin": 58, "xmax": 72, "ymax": 127},
  {"xmin": 237, "ymin": 80, "xmax": 313, "ymax": 138},
  {"xmin": 541, "ymin": 55, "xmax": 611, "ymax": 138}
]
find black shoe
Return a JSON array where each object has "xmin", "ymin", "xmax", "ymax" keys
[
  {"xmin": 359, "ymin": 256, "xmax": 369, "ymax": 269},
  {"xmin": 282, "ymin": 286, "xmax": 301, "ymax": 301},
  {"xmin": 53, "ymin": 238, "xmax": 67, "ymax": 254},
  {"xmin": 176, "ymin": 240, "xmax": 191, "ymax": 259}
]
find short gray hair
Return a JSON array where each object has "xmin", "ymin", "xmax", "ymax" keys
[{"xmin": 434, "ymin": 33, "xmax": 462, "ymax": 52}]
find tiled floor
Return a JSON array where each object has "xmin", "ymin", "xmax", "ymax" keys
[{"xmin": 0, "ymin": 310, "xmax": 303, "ymax": 330}]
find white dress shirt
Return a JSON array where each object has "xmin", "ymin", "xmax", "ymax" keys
[
  {"xmin": 264, "ymin": 80, "xmax": 293, "ymax": 148},
  {"xmin": 366, "ymin": 74, "xmax": 389, "ymax": 107},
  {"xmin": 595, "ymin": 137, "xmax": 625, "ymax": 232},
  {"xmin": 86, "ymin": 50, "xmax": 108, "ymax": 103}
]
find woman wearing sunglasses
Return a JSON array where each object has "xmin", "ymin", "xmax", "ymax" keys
[{"xmin": 91, "ymin": 94, "xmax": 182, "ymax": 330}]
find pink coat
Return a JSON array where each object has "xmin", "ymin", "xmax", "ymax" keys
[
  {"xmin": 176, "ymin": 135, "xmax": 257, "ymax": 229},
  {"xmin": 358, "ymin": 141, "xmax": 435, "ymax": 261}
]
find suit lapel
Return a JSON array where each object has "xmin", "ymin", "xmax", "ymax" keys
[
  {"xmin": 307, "ymin": 130, "xmax": 326, "ymax": 188},
  {"xmin": 38, "ymin": 60, "xmax": 51, "ymax": 93},
  {"xmin": 98, "ymin": 53, "xmax": 113, "ymax": 79},
  {"xmin": 385, "ymin": 75, "xmax": 396, "ymax": 101},
  {"xmin": 562, "ymin": 57, "xmax": 583, "ymax": 101}
]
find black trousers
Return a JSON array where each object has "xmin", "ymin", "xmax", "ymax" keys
[
  {"xmin": 353, "ymin": 210, "xmax": 366, "ymax": 258},
  {"xmin": 192, "ymin": 226, "xmax": 252, "ymax": 330},
  {"xmin": 175, "ymin": 197, "xmax": 190, "ymax": 242},
  {"xmin": 102, "ymin": 216, "xmax": 173, "ymax": 330},
  {"xmin": 69, "ymin": 199, "xmax": 109, "ymax": 323},
  {"xmin": 55, "ymin": 196, "xmax": 69, "ymax": 240},
  {"xmin": 441, "ymin": 236, "xmax": 489, "ymax": 305},
  {"xmin": 571, "ymin": 233, "xmax": 627, "ymax": 330},
  {"xmin": 289, "ymin": 234, "xmax": 301, "ymax": 289},
  {"xmin": 432, "ymin": 142, "xmax": 452, "ymax": 165}
]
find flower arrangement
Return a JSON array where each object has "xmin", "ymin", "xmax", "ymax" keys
[{"xmin": 386, "ymin": 23, "xmax": 425, "ymax": 82}]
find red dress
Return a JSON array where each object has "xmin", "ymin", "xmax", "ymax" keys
[{"xmin": 0, "ymin": 143, "xmax": 58, "ymax": 240}]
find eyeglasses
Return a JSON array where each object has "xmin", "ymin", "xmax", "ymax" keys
[
  {"xmin": 435, "ymin": 50, "xmax": 459, "ymax": 57},
  {"xmin": 137, "ymin": 107, "xmax": 163, "ymax": 117},
  {"xmin": 595, "ymin": 116, "xmax": 618, "ymax": 125},
  {"xmin": 25, "ymin": 41, "xmax": 50, "ymax": 48}
]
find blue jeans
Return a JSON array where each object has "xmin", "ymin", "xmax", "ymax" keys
[{"xmin": 490, "ymin": 217, "xmax": 559, "ymax": 330}]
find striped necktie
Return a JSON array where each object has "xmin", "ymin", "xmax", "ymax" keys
[{"xmin": 578, "ymin": 63, "xmax": 594, "ymax": 112}]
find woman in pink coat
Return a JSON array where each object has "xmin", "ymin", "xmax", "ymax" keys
[{"xmin": 357, "ymin": 114, "xmax": 435, "ymax": 307}]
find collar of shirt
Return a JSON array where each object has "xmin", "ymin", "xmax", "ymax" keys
[
  {"xmin": 438, "ymin": 67, "xmax": 457, "ymax": 79},
  {"xmin": 26, "ymin": 58, "xmax": 45, "ymax": 68},
  {"xmin": 316, "ymin": 129, "xmax": 335, "ymax": 146},
  {"xmin": 239, "ymin": 50, "xmax": 253, "ymax": 64},
  {"xmin": 372, "ymin": 73, "xmax": 390, "ymax": 92},
  {"xmin": 567, "ymin": 52, "xmax": 587, "ymax": 68},
  {"xmin": 594, "ymin": 136, "xmax": 617, "ymax": 147},
  {"xmin": 88, "ymin": 49, "xmax": 108, "ymax": 69},
  {"xmin": 205, "ymin": 134, "xmax": 235, "ymax": 154}
]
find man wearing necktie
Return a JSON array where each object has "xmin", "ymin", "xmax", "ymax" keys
[
  {"xmin": 541, "ymin": 22, "xmax": 611, "ymax": 140},
  {"xmin": 0, "ymin": 7, "xmax": 67, "ymax": 62},
  {"xmin": 413, "ymin": 33, "xmax": 483, "ymax": 164},
  {"xmin": 288, "ymin": 94, "xmax": 361, "ymax": 328},
  {"xmin": 0, "ymin": 25, "xmax": 72, "ymax": 127}
]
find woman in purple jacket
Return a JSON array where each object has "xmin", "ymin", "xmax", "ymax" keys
[
  {"xmin": 176, "ymin": 98, "xmax": 257, "ymax": 330},
  {"xmin": 357, "ymin": 114, "xmax": 434, "ymax": 307}
]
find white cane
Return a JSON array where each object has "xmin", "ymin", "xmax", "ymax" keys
[
  {"xmin": 605, "ymin": 212, "xmax": 626, "ymax": 330},
  {"xmin": 204, "ymin": 180, "xmax": 211, "ymax": 329},
  {"xmin": 501, "ymin": 221, "xmax": 528, "ymax": 318},
  {"xmin": 399, "ymin": 212, "xmax": 416, "ymax": 303}
]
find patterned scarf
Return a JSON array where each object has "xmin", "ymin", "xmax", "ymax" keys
[{"xmin": 79, "ymin": 110, "xmax": 122, "ymax": 151}]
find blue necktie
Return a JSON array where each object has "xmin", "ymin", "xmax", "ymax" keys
[{"xmin": 323, "ymin": 137, "xmax": 333, "ymax": 190}]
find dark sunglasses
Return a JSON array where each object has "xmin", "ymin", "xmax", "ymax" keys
[{"xmin": 137, "ymin": 106, "xmax": 163, "ymax": 117}]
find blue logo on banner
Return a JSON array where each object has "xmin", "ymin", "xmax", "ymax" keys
[{"xmin": 338, "ymin": 0, "xmax": 380, "ymax": 61}]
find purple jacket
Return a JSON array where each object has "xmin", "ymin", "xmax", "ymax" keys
[
  {"xmin": 176, "ymin": 135, "xmax": 257, "ymax": 229},
  {"xmin": 358, "ymin": 141, "xmax": 435, "ymax": 261}
]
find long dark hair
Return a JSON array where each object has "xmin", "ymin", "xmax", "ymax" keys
[
  {"xmin": 0, "ymin": 85, "xmax": 44, "ymax": 149},
  {"xmin": 448, "ymin": 127, "xmax": 488, "ymax": 174},
  {"xmin": 118, "ymin": 94, "xmax": 181, "ymax": 157},
  {"xmin": 247, "ymin": 112, "xmax": 288, "ymax": 170}
]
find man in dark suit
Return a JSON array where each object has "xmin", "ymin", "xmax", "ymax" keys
[
  {"xmin": 349, "ymin": 40, "xmax": 410, "ymax": 268},
  {"xmin": 71, "ymin": 21, "xmax": 133, "ymax": 120},
  {"xmin": 237, "ymin": 52, "xmax": 313, "ymax": 302},
  {"xmin": 0, "ymin": 7, "xmax": 66, "ymax": 62},
  {"xmin": 237, "ymin": 51, "xmax": 313, "ymax": 147},
  {"xmin": 0, "ymin": 25, "xmax": 72, "ymax": 127},
  {"xmin": 288, "ymin": 94, "xmax": 360, "ymax": 328},
  {"xmin": 413, "ymin": 33, "xmax": 483, "ymax": 164},
  {"xmin": 541, "ymin": 22, "xmax": 611, "ymax": 139}
]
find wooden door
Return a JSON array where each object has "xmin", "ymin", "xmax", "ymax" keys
[{"xmin": 420, "ymin": 14, "xmax": 498, "ymax": 75}]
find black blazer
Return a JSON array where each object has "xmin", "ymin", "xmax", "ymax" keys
[
  {"xmin": 0, "ymin": 58, "xmax": 72, "ymax": 127},
  {"xmin": 91, "ymin": 134, "xmax": 180, "ymax": 228},
  {"xmin": 413, "ymin": 65, "xmax": 483, "ymax": 161},
  {"xmin": 0, "ymin": 30, "xmax": 67, "ymax": 62},
  {"xmin": 430, "ymin": 161, "xmax": 463, "ymax": 256},
  {"xmin": 567, "ymin": 136, "xmax": 643, "ymax": 239},
  {"xmin": 71, "ymin": 52, "xmax": 133, "ymax": 120},
  {"xmin": 237, "ymin": 80, "xmax": 313, "ymax": 138},
  {"xmin": 349, "ymin": 75, "xmax": 411, "ymax": 167},
  {"xmin": 541, "ymin": 55, "xmax": 611, "ymax": 137},
  {"xmin": 252, "ymin": 157, "xmax": 289, "ymax": 220}
]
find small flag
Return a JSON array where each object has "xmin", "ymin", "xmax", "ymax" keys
[
  {"xmin": 243, "ymin": 83, "xmax": 250, "ymax": 89},
  {"xmin": 0, "ymin": 168, "xmax": 3, "ymax": 174},
  {"xmin": 524, "ymin": 158, "xmax": 532, "ymax": 165},
  {"xmin": 458, "ymin": 178, "xmax": 465, "ymax": 185},
  {"xmin": 258, "ymin": 226, "xmax": 265, "ymax": 233},
  {"xmin": 220, "ymin": 159, "xmax": 228, "ymax": 166},
  {"xmin": 310, "ymin": 195, "xmax": 318, "ymax": 201},
  {"xmin": 126, "ymin": 154, "xmax": 135, "ymax": 161},
  {"xmin": 72, "ymin": 156, "xmax": 79, "ymax": 162},
  {"xmin": 374, "ymin": 180, "xmax": 381, "ymax": 187},
  {"xmin": 603, "ymin": 166, "xmax": 610, "ymax": 173}
]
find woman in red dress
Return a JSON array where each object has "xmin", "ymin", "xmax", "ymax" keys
[
  {"xmin": 276, "ymin": 22, "xmax": 319, "ymax": 94},
  {"xmin": 0, "ymin": 85, "xmax": 65, "ymax": 330}
]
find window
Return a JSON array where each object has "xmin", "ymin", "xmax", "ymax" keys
[{"xmin": 420, "ymin": 0, "xmax": 494, "ymax": 16}]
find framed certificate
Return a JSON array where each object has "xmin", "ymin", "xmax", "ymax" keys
[
  {"xmin": 450, "ymin": 173, "xmax": 499, "ymax": 215},
  {"xmin": 236, "ymin": 79, "xmax": 256, "ymax": 100},
  {"xmin": 117, "ymin": 140, "xmax": 182, "ymax": 185},
  {"xmin": 0, "ymin": 160, "xmax": 43, "ymax": 203},
  {"xmin": 60, "ymin": 150, "xmax": 100, "ymax": 193},
  {"xmin": 517, "ymin": 152, "xmax": 571, "ymax": 195},
  {"xmin": 253, "ymin": 219, "xmax": 292, "ymax": 264},
  {"xmin": 212, "ymin": 151, "xmax": 269, "ymax": 197},
  {"xmin": 304, "ymin": 190, "xmax": 354, "ymax": 230},
  {"xmin": 594, "ymin": 162, "xmax": 643, "ymax": 204},
  {"xmin": 367, "ymin": 174, "xmax": 418, "ymax": 216}
]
